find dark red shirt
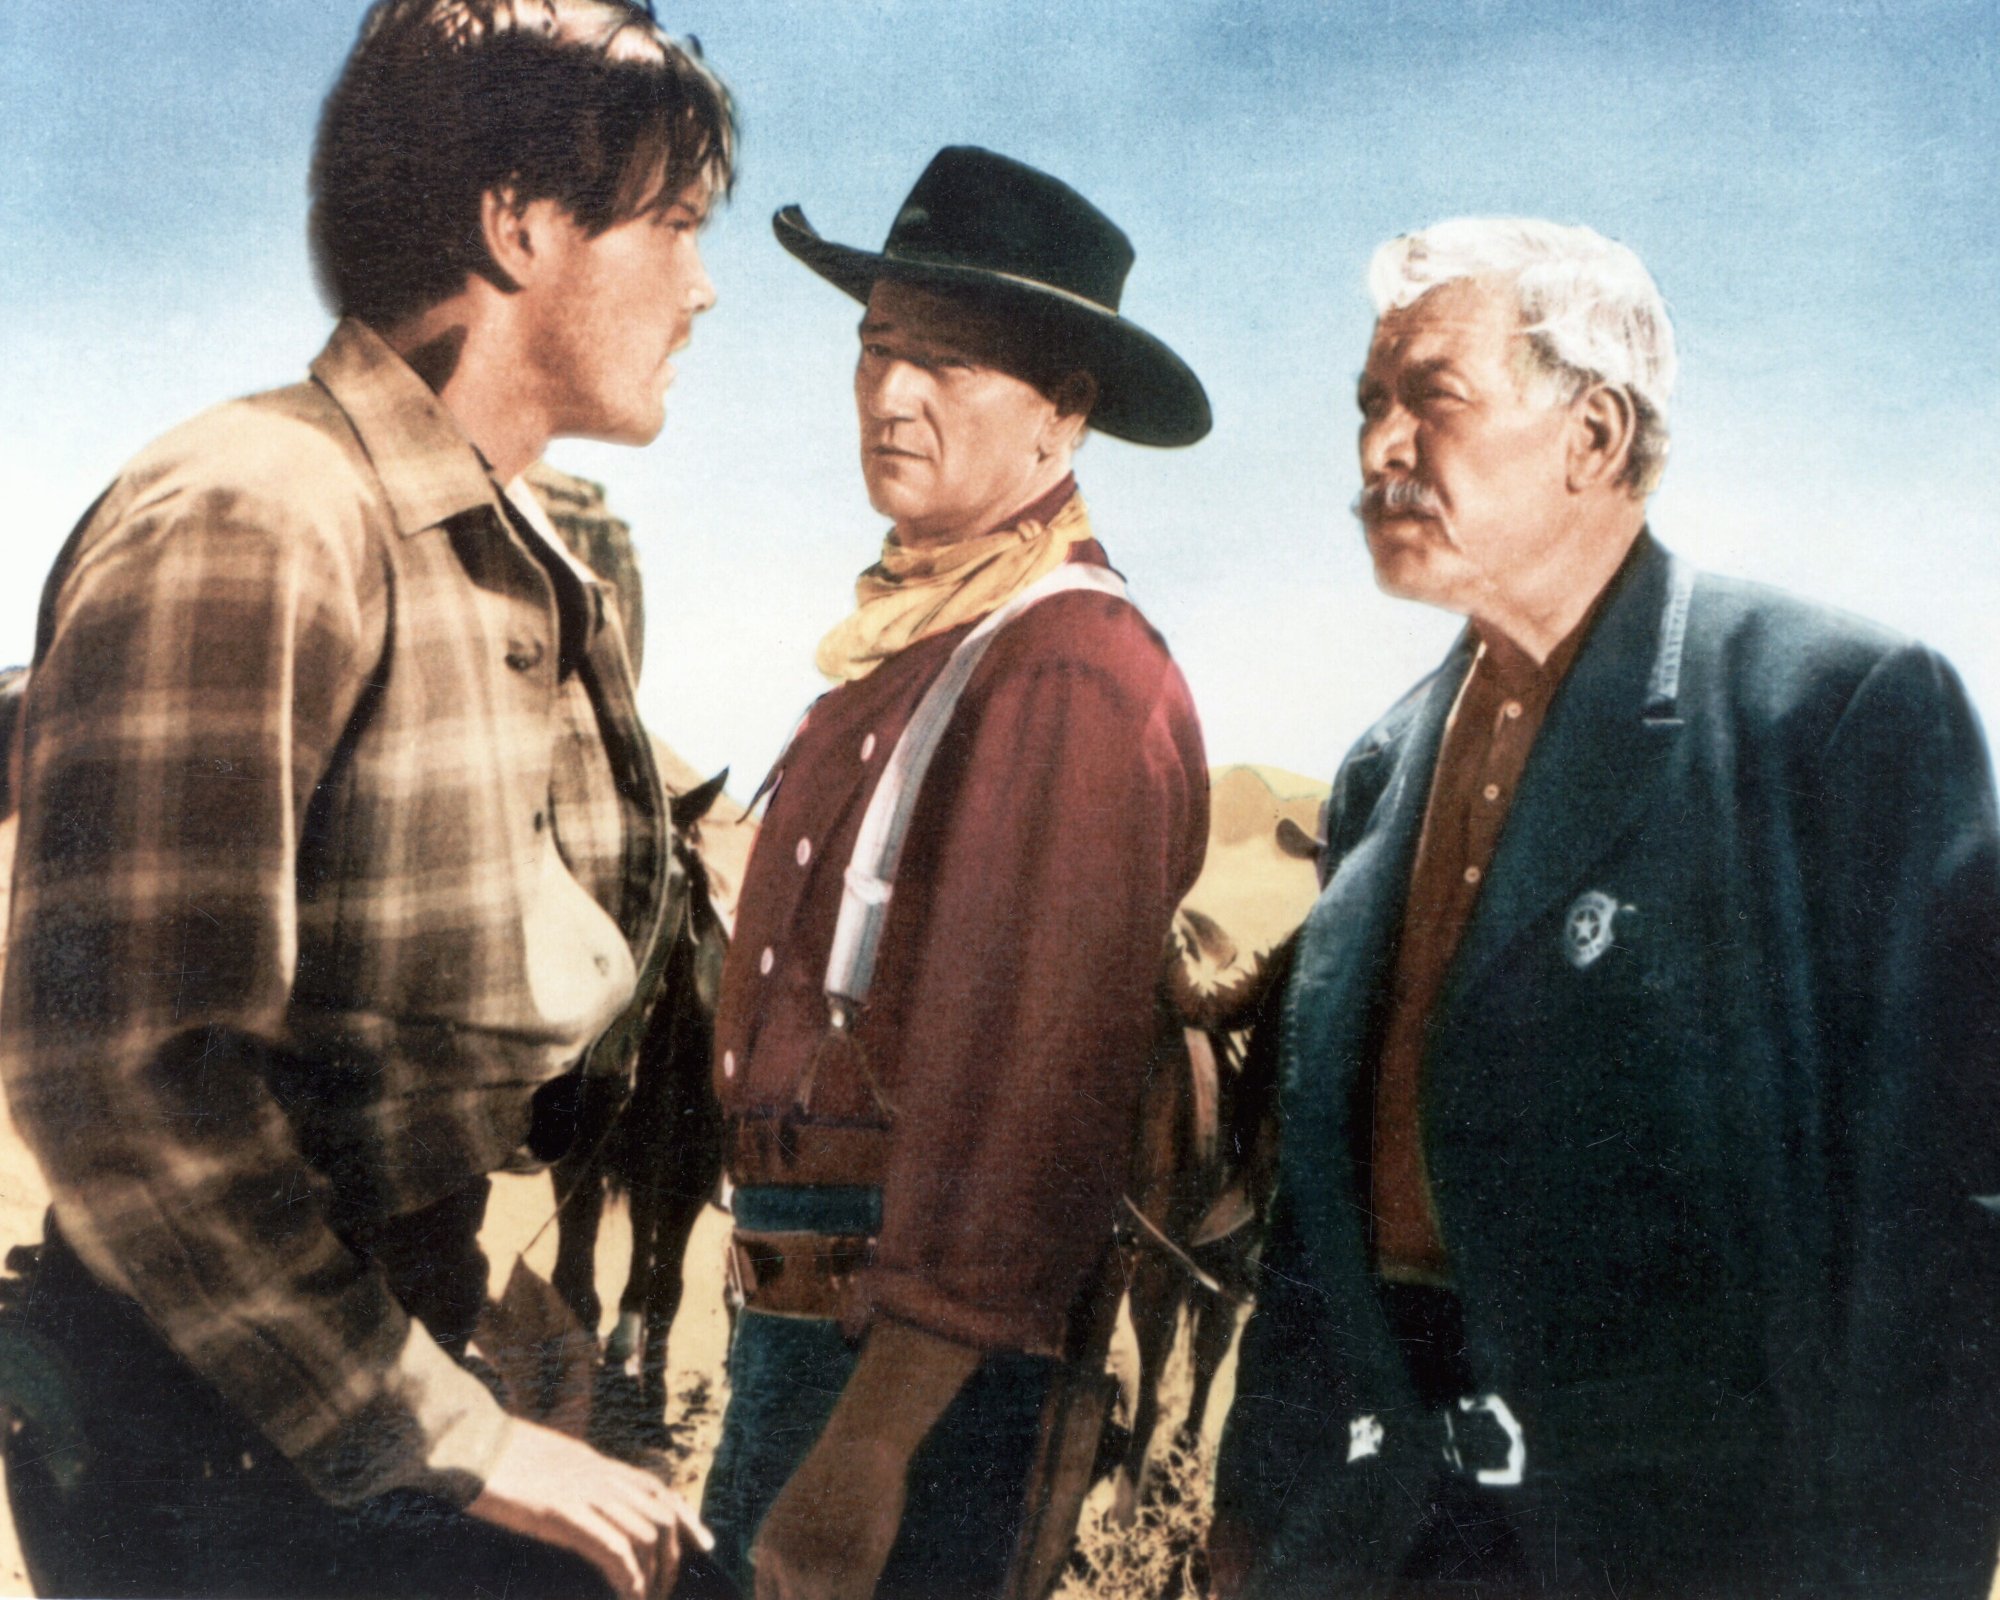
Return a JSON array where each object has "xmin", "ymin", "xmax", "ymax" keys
[{"xmin": 714, "ymin": 536, "xmax": 1208, "ymax": 1356}]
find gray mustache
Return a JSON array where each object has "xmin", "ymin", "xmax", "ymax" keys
[{"xmin": 1354, "ymin": 478, "xmax": 1445, "ymax": 521}]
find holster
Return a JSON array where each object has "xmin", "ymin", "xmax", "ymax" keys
[{"xmin": 999, "ymin": 1238, "xmax": 1127, "ymax": 1600}]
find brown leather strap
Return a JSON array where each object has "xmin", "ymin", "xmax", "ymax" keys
[{"xmin": 729, "ymin": 1229, "xmax": 876, "ymax": 1320}]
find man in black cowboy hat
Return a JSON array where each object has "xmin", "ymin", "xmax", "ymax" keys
[{"xmin": 704, "ymin": 146, "xmax": 1212, "ymax": 1599}]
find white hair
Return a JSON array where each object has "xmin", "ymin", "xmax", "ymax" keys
[{"xmin": 1369, "ymin": 218, "xmax": 1677, "ymax": 495}]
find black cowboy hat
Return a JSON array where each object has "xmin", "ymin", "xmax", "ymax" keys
[{"xmin": 773, "ymin": 146, "xmax": 1211, "ymax": 448}]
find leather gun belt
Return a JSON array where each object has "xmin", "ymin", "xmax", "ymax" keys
[{"xmin": 729, "ymin": 1229, "xmax": 876, "ymax": 1321}]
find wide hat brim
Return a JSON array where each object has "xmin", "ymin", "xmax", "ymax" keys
[{"xmin": 774, "ymin": 204, "xmax": 1211, "ymax": 449}]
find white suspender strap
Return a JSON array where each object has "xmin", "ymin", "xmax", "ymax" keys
[{"xmin": 822, "ymin": 561, "xmax": 1129, "ymax": 1021}]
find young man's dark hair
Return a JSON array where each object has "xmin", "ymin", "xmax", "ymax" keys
[{"xmin": 311, "ymin": 0, "xmax": 735, "ymax": 330}]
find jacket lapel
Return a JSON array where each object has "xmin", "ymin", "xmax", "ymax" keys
[
  {"xmin": 1291, "ymin": 636, "xmax": 1471, "ymax": 1065},
  {"xmin": 1281, "ymin": 635, "xmax": 1473, "ymax": 1282},
  {"xmin": 1444, "ymin": 534, "xmax": 1691, "ymax": 1004}
]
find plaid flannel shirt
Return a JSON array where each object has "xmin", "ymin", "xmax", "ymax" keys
[{"xmin": 0, "ymin": 320, "xmax": 669, "ymax": 1506}]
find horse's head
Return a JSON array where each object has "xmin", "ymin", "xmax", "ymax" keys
[
  {"xmin": 668, "ymin": 767, "xmax": 731, "ymax": 836},
  {"xmin": 667, "ymin": 769, "xmax": 734, "ymax": 1015}
]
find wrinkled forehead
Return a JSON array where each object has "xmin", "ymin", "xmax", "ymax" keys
[
  {"xmin": 1365, "ymin": 276, "xmax": 1529, "ymax": 375},
  {"xmin": 861, "ymin": 280, "xmax": 1021, "ymax": 361}
]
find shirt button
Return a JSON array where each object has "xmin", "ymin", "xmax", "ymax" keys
[
  {"xmin": 1482, "ymin": 784, "xmax": 1501, "ymax": 802},
  {"xmin": 795, "ymin": 836, "xmax": 812, "ymax": 867},
  {"xmin": 860, "ymin": 733, "xmax": 877, "ymax": 762},
  {"xmin": 1503, "ymin": 701, "xmax": 1523, "ymax": 720},
  {"xmin": 723, "ymin": 1049, "xmax": 737, "ymax": 1080},
  {"xmin": 1464, "ymin": 865, "xmax": 1483, "ymax": 886},
  {"xmin": 759, "ymin": 946, "xmax": 775, "ymax": 976},
  {"xmin": 532, "ymin": 809, "xmax": 547, "ymax": 832}
]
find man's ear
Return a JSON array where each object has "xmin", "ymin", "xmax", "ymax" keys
[
  {"xmin": 477, "ymin": 186, "xmax": 544, "ymax": 294},
  {"xmin": 1568, "ymin": 383, "xmax": 1638, "ymax": 492},
  {"xmin": 1039, "ymin": 370, "xmax": 1098, "ymax": 456}
]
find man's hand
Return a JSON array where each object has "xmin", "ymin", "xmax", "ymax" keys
[
  {"xmin": 1206, "ymin": 1512, "xmax": 1257, "ymax": 1600},
  {"xmin": 752, "ymin": 1433, "xmax": 908, "ymax": 1600},
  {"xmin": 467, "ymin": 1416, "xmax": 712, "ymax": 1600}
]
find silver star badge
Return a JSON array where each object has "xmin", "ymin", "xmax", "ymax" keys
[{"xmin": 1563, "ymin": 889, "xmax": 1625, "ymax": 970}]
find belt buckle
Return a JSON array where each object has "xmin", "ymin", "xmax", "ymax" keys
[{"xmin": 1442, "ymin": 1392, "xmax": 1526, "ymax": 1487}]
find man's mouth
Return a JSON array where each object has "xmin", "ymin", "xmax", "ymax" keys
[{"xmin": 658, "ymin": 332, "xmax": 689, "ymax": 386}]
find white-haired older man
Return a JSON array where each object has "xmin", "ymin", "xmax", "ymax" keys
[{"xmin": 1211, "ymin": 219, "xmax": 2000, "ymax": 1597}]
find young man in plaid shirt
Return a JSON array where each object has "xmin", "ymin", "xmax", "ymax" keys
[{"xmin": 0, "ymin": 4, "xmax": 731, "ymax": 1595}]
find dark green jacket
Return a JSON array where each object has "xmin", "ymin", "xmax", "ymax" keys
[{"xmin": 1218, "ymin": 534, "xmax": 2000, "ymax": 1597}]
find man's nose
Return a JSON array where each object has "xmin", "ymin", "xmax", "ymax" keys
[
  {"xmin": 687, "ymin": 246, "xmax": 717, "ymax": 314},
  {"xmin": 1360, "ymin": 403, "xmax": 1416, "ymax": 480},
  {"xmin": 862, "ymin": 359, "xmax": 920, "ymax": 419}
]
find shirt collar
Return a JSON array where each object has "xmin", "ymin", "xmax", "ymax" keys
[
  {"xmin": 1473, "ymin": 532, "xmax": 1643, "ymax": 701},
  {"xmin": 1474, "ymin": 612, "xmax": 1589, "ymax": 703},
  {"xmin": 309, "ymin": 318, "xmax": 502, "ymax": 538},
  {"xmin": 500, "ymin": 474, "xmax": 604, "ymax": 590},
  {"xmin": 1007, "ymin": 472, "xmax": 1078, "ymax": 534}
]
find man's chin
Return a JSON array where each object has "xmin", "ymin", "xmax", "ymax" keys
[
  {"xmin": 567, "ymin": 404, "xmax": 666, "ymax": 450},
  {"xmin": 860, "ymin": 469, "xmax": 927, "ymax": 523},
  {"xmin": 1365, "ymin": 538, "xmax": 1448, "ymax": 604}
]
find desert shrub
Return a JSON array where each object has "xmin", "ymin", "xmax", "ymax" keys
[{"xmin": 1057, "ymin": 1440, "xmax": 1214, "ymax": 1600}]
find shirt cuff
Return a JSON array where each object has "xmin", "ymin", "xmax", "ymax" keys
[{"xmin": 296, "ymin": 1319, "xmax": 514, "ymax": 1508}]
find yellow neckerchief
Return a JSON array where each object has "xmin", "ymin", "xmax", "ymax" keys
[{"xmin": 814, "ymin": 492, "xmax": 1094, "ymax": 683}]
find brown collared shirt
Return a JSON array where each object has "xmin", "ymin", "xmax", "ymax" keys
[{"xmin": 1371, "ymin": 617, "xmax": 1597, "ymax": 1283}]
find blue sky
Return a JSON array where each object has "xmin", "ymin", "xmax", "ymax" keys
[{"xmin": 2, "ymin": 0, "xmax": 1996, "ymax": 783}]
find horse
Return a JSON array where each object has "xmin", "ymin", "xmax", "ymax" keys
[
  {"xmin": 1105, "ymin": 771, "xmax": 1325, "ymax": 1524},
  {"xmin": 521, "ymin": 463, "xmax": 755, "ymax": 1439},
  {"xmin": 550, "ymin": 768, "xmax": 734, "ymax": 1440},
  {"xmin": 1103, "ymin": 923, "xmax": 1289, "ymax": 1525}
]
